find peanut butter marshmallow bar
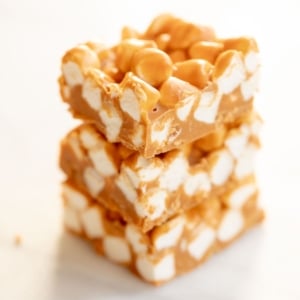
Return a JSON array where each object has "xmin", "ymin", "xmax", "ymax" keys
[
  {"xmin": 62, "ymin": 178, "xmax": 264, "ymax": 285},
  {"xmin": 60, "ymin": 112, "xmax": 261, "ymax": 232},
  {"xmin": 59, "ymin": 14, "xmax": 260, "ymax": 158}
]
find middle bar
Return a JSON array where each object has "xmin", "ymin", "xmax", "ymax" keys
[{"xmin": 60, "ymin": 112, "xmax": 261, "ymax": 232}]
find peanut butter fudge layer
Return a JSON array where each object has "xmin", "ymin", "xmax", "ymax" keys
[
  {"xmin": 60, "ymin": 112, "xmax": 261, "ymax": 232},
  {"xmin": 62, "ymin": 179, "xmax": 264, "ymax": 285},
  {"xmin": 59, "ymin": 14, "xmax": 259, "ymax": 158}
]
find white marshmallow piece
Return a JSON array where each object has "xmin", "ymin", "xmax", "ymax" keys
[
  {"xmin": 136, "ymin": 254, "xmax": 175, "ymax": 282},
  {"xmin": 88, "ymin": 148, "xmax": 117, "ymax": 177},
  {"xmin": 131, "ymin": 125, "xmax": 144, "ymax": 147},
  {"xmin": 83, "ymin": 167, "xmax": 105, "ymax": 198},
  {"xmin": 216, "ymin": 52, "xmax": 246, "ymax": 95},
  {"xmin": 227, "ymin": 183, "xmax": 257, "ymax": 209},
  {"xmin": 244, "ymin": 51, "xmax": 260, "ymax": 73},
  {"xmin": 159, "ymin": 154, "xmax": 188, "ymax": 191},
  {"xmin": 241, "ymin": 69, "xmax": 260, "ymax": 101},
  {"xmin": 103, "ymin": 236, "xmax": 131, "ymax": 264},
  {"xmin": 79, "ymin": 127, "xmax": 103, "ymax": 150},
  {"xmin": 234, "ymin": 144, "xmax": 257, "ymax": 179},
  {"xmin": 218, "ymin": 210, "xmax": 244, "ymax": 242},
  {"xmin": 62, "ymin": 61, "xmax": 84, "ymax": 87},
  {"xmin": 64, "ymin": 207, "xmax": 82, "ymax": 233},
  {"xmin": 116, "ymin": 173, "xmax": 138, "ymax": 203},
  {"xmin": 176, "ymin": 95, "xmax": 196, "ymax": 121},
  {"xmin": 209, "ymin": 149, "xmax": 234, "ymax": 186},
  {"xmin": 82, "ymin": 79, "xmax": 102, "ymax": 110},
  {"xmin": 69, "ymin": 136, "xmax": 84, "ymax": 159},
  {"xmin": 151, "ymin": 119, "xmax": 171, "ymax": 144},
  {"xmin": 153, "ymin": 217, "xmax": 184, "ymax": 250},
  {"xmin": 125, "ymin": 224, "xmax": 147, "ymax": 254},
  {"xmin": 81, "ymin": 207, "xmax": 105, "ymax": 238},
  {"xmin": 184, "ymin": 172, "xmax": 211, "ymax": 196},
  {"xmin": 62, "ymin": 184, "xmax": 88, "ymax": 211},
  {"xmin": 187, "ymin": 226, "xmax": 216, "ymax": 260},
  {"xmin": 193, "ymin": 90, "xmax": 221, "ymax": 124},
  {"xmin": 99, "ymin": 106, "xmax": 122, "ymax": 142},
  {"xmin": 135, "ymin": 189, "xmax": 167, "ymax": 220},
  {"xmin": 119, "ymin": 88, "xmax": 141, "ymax": 122},
  {"xmin": 225, "ymin": 131, "xmax": 249, "ymax": 159}
]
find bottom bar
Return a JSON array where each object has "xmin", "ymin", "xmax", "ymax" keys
[{"xmin": 62, "ymin": 178, "xmax": 264, "ymax": 285}]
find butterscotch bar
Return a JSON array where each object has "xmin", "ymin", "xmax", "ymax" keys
[
  {"xmin": 59, "ymin": 14, "xmax": 259, "ymax": 158},
  {"xmin": 60, "ymin": 112, "xmax": 261, "ymax": 232},
  {"xmin": 62, "ymin": 179, "xmax": 264, "ymax": 285}
]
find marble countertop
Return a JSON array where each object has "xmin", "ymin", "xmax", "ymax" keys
[{"xmin": 1, "ymin": 0, "xmax": 299, "ymax": 299}]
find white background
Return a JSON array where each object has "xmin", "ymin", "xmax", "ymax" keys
[{"xmin": 0, "ymin": 0, "xmax": 300, "ymax": 299}]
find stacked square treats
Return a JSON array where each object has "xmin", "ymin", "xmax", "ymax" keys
[{"xmin": 58, "ymin": 14, "xmax": 264, "ymax": 285}]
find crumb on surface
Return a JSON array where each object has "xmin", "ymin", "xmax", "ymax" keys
[{"xmin": 14, "ymin": 234, "xmax": 22, "ymax": 246}]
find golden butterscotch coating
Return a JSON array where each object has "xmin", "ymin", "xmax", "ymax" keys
[
  {"xmin": 173, "ymin": 59, "xmax": 213, "ymax": 89},
  {"xmin": 131, "ymin": 48, "xmax": 173, "ymax": 87},
  {"xmin": 60, "ymin": 14, "xmax": 260, "ymax": 157}
]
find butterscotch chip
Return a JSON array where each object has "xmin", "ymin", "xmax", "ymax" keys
[
  {"xmin": 131, "ymin": 48, "xmax": 173, "ymax": 87},
  {"xmin": 159, "ymin": 76, "xmax": 199, "ymax": 108},
  {"xmin": 173, "ymin": 59, "xmax": 213, "ymax": 89},
  {"xmin": 155, "ymin": 33, "xmax": 171, "ymax": 51},
  {"xmin": 188, "ymin": 41, "xmax": 224, "ymax": 63},
  {"xmin": 168, "ymin": 21, "xmax": 216, "ymax": 50},
  {"xmin": 121, "ymin": 26, "xmax": 140, "ymax": 40},
  {"xmin": 144, "ymin": 13, "xmax": 180, "ymax": 38},
  {"xmin": 115, "ymin": 39, "xmax": 157, "ymax": 73},
  {"xmin": 194, "ymin": 126, "xmax": 227, "ymax": 152},
  {"xmin": 169, "ymin": 50, "xmax": 188, "ymax": 63},
  {"xmin": 222, "ymin": 37, "xmax": 259, "ymax": 53}
]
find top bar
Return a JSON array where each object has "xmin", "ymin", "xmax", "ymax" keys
[{"xmin": 59, "ymin": 14, "xmax": 260, "ymax": 158}]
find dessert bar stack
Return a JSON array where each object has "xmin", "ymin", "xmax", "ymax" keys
[{"xmin": 58, "ymin": 14, "xmax": 264, "ymax": 284}]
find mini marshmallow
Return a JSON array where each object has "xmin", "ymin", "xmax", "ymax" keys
[
  {"xmin": 125, "ymin": 224, "xmax": 147, "ymax": 254},
  {"xmin": 244, "ymin": 51, "xmax": 260, "ymax": 73},
  {"xmin": 176, "ymin": 95, "xmax": 196, "ymax": 121},
  {"xmin": 136, "ymin": 254, "xmax": 175, "ymax": 282},
  {"xmin": 218, "ymin": 210, "xmax": 244, "ymax": 242},
  {"xmin": 116, "ymin": 172, "xmax": 138, "ymax": 203},
  {"xmin": 214, "ymin": 50, "xmax": 246, "ymax": 95},
  {"xmin": 83, "ymin": 167, "xmax": 105, "ymax": 197},
  {"xmin": 88, "ymin": 148, "xmax": 117, "ymax": 177},
  {"xmin": 81, "ymin": 206, "xmax": 105, "ymax": 238},
  {"xmin": 241, "ymin": 69, "xmax": 260, "ymax": 101},
  {"xmin": 187, "ymin": 226, "xmax": 216, "ymax": 260},
  {"xmin": 151, "ymin": 119, "xmax": 171, "ymax": 144},
  {"xmin": 62, "ymin": 62, "xmax": 84, "ymax": 87},
  {"xmin": 131, "ymin": 125, "xmax": 145, "ymax": 147},
  {"xmin": 103, "ymin": 236, "xmax": 131, "ymax": 263},
  {"xmin": 119, "ymin": 88, "xmax": 141, "ymax": 122},
  {"xmin": 79, "ymin": 127, "xmax": 103, "ymax": 150},
  {"xmin": 152, "ymin": 216, "xmax": 184, "ymax": 250},
  {"xmin": 99, "ymin": 105, "xmax": 122, "ymax": 142},
  {"xmin": 209, "ymin": 149, "xmax": 234, "ymax": 186},
  {"xmin": 159, "ymin": 154, "xmax": 188, "ymax": 191},
  {"xmin": 184, "ymin": 172, "xmax": 211, "ymax": 196},
  {"xmin": 135, "ymin": 189, "xmax": 167, "ymax": 219},
  {"xmin": 62, "ymin": 183, "xmax": 88, "ymax": 211},
  {"xmin": 69, "ymin": 135, "xmax": 85, "ymax": 159},
  {"xmin": 64, "ymin": 207, "xmax": 82, "ymax": 233},
  {"xmin": 225, "ymin": 130, "xmax": 249, "ymax": 159},
  {"xmin": 234, "ymin": 144, "xmax": 257, "ymax": 179},
  {"xmin": 193, "ymin": 89, "xmax": 221, "ymax": 124},
  {"xmin": 227, "ymin": 183, "xmax": 257, "ymax": 209},
  {"xmin": 82, "ymin": 78, "xmax": 102, "ymax": 111}
]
